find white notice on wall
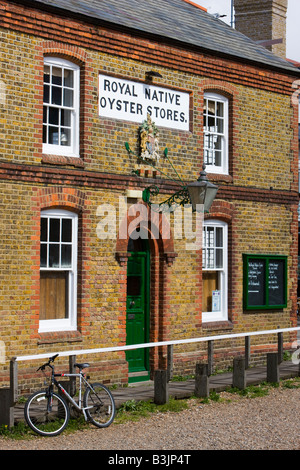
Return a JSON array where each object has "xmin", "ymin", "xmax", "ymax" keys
[
  {"xmin": 212, "ymin": 290, "xmax": 221, "ymax": 312},
  {"xmin": 98, "ymin": 75, "xmax": 190, "ymax": 131}
]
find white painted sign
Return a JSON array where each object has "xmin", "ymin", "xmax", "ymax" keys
[
  {"xmin": 212, "ymin": 290, "xmax": 221, "ymax": 312},
  {"xmin": 99, "ymin": 75, "xmax": 190, "ymax": 131}
]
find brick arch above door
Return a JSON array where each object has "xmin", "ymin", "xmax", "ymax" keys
[{"xmin": 115, "ymin": 202, "xmax": 177, "ymax": 267}]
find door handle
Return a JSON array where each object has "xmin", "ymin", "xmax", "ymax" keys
[{"xmin": 130, "ymin": 300, "xmax": 135, "ymax": 307}]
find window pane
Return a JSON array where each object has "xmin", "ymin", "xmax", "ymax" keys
[
  {"xmin": 207, "ymin": 100, "xmax": 215, "ymax": 115},
  {"xmin": 43, "ymin": 84, "xmax": 49, "ymax": 104},
  {"xmin": 61, "ymin": 109, "xmax": 71, "ymax": 127},
  {"xmin": 216, "ymin": 118, "xmax": 224, "ymax": 134},
  {"xmin": 217, "ymin": 101, "xmax": 224, "ymax": 117},
  {"xmin": 207, "ymin": 115, "xmax": 215, "ymax": 129},
  {"xmin": 43, "ymin": 125, "xmax": 47, "ymax": 144},
  {"xmin": 206, "ymin": 227, "xmax": 214, "ymax": 247},
  {"xmin": 50, "ymin": 218, "xmax": 60, "ymax": 242},
  {"xmin": 49, "ymin": 127, "xmax": 59, "ymax": 145},
  {"xmin": 64, "ymin": 69, "xmax": 74, "ymax": 88},
  {"xmin": 52, "ymin": 67, "xmax": 62, "ymax": 85},
  {"xmin": 216, "ymin": 249, "xmax": 223, "ymax": 268},
  {"xmin": 41, "ymin": 218, "xmax": 48, "ymax": 242},
  {"xmin": 61, "ymin": 128, "xmax": 71, "ymax": 146},
  {"xmin": 43, "ymin": 107, "xmax": 48, "ymax": 124},
  {"xmin": 40, "ymin": 244, "xmax": 47, "ymax": 267},
  {"xmin": 49, "ymin": 107, "xmax": 59, "ymax": 125},
  {"xmin": 62, "ymin": 219, "xmax": 72, "ymax": 242},
  {"xmin": 214, "ymin": 136, "xmax": 222, "ymax": 150},
  {"xmin": 216, "ymin": 227, "xmax": 223, "ymax": 247},
  {"xmin": 44, "ymin": 66, "xmax": 50, "ymax": 83},
  {"xmin": 61, "ymin": 245, "xmax": 72, "ymax": 267},
  {"xmin": 49, "ymin": 244, "xmax": 60, "ymax": 267},
  {"xmin": 207, "ymin": 248, "xmax": 215, "ymax": 268},
  {"xmin": 214, "ymin": 152, "xmax": 222, "ymax": 167},
  {"xmin": 63, "ymin": 88, "xmax": 73, "ymax": 107},
  {"xmin": 52, "ymin": 86, "xmax": 62, "ymax": 106}
]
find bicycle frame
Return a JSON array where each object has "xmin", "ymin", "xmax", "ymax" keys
[{"xmin": 48, "ymin": 368, "xmax": 95, "ymax": 421}]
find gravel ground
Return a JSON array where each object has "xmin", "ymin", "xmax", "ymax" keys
[{"xmin": 1, "ymin": 386, "xmax": 300, "ymax": 451}]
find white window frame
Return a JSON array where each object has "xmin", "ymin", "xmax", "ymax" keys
[
  {"xmin": 43, "ymin": 57, "xmax": 80, "ymax": 157},
  {"xmin": 202, "ymin": 220, "xmax": 228, "ymax": 323},
  {"xmin": 203, "ymin": 92, "xmax": 228, "ymax": 175},
  {"xmin": 39, "ymin": 209, "xmax": 78, "ymax": 333}
]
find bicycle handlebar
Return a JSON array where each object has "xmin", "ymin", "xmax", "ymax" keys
[{"xmin": 37, "ymin": 353, "xmax": 59, "ymax": 372}]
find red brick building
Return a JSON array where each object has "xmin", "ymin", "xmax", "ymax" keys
[{"xmin": 0, "ymin": 0, "xmax": 299, "ymax": 389}]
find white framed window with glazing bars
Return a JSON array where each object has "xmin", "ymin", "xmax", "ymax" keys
[
  {"xmin": 203, "ymin": 92, "xmax": 228, "ymax": 174},
  {"xmin": 39, "ymin": 209, "xmax": 78, "ymax": 332},
  {"xmin": 43, "ymin": 57, "xmax": 80, "ymax": 157}
]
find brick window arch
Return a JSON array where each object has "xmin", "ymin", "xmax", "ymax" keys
[
  {"xmin": 30, "ymin": 187, "xmax": 86, "ymax": 341},
  {"xmin": 201, "ymin": 80, "xmax": 239, "ymax": 180}
]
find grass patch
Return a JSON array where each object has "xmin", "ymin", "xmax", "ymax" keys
[
  {"xmin": 281, "ymin": 376, "xmax": 300, "ymax": 389},
  {"xmin": 114, "ymin": 397, "xmax": 189, "ymax": 424},
  {"xmin": 0, "ymin": 415, "xmax": 89, "ymax": 441},
  {"xmin": 226, "ymin": 381, "xmax": 279, "ymax": 398}
]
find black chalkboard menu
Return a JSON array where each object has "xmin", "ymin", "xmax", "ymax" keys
[{"xmin": 243, "ymin": 254, "xmax": 287, "ymax": 310}]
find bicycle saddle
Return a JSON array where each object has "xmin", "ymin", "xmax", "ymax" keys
[{"xmin": 74, "ymin": 362, "xmax": 90, "ymax": 370}]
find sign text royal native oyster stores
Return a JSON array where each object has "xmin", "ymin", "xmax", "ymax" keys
[{"xmin": 99, "ymin": 75, "xmax": 190, "ymax": 131}]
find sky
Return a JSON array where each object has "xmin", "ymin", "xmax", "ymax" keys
[{"xmin": 193, "ymin": 0, "xmax": 300, "ymax": 62}]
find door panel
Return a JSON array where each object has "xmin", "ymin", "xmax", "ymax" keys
[{"xmin": 126, "ymin": 250, "xmax": 150, "ymax": 381}]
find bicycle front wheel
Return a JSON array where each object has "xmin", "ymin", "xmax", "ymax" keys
[
  {"xmin": 84, "ymin": 383, "xmax": 115, "ymax": 428},
  {"xmin": 24, "ymin": 390, "xmax": 70, "ymax": 437}
]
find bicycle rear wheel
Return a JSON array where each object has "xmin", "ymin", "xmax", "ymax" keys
[
  {"xmin": 84, "ymin": 383, "xmax": 115, "ymax": 428},
  {"xmin": 24, "ymin": 390, "xmax": 70, "ymax": 437}
]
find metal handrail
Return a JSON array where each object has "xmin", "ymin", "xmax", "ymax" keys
[{"xmin": 13, "ymin": 326, "xmax": 300, "ymax": 362}]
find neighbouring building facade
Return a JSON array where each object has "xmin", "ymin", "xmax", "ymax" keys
[{"xmin": 0, "ymin": 0, "xmax": 299, "ymax": 391}]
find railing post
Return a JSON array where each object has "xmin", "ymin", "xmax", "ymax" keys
[
  {"xmin": 154, "ymin": 370, "xmax": 169, "ymax": 405},
  {"xmin": 194, "ymin": 363, "xmax": 209, "ymax": 398},
  {"xmin": 69, "ymin": 355, "xmax": 76, "ymax": 396},
  {"xmin": 232, "ymin": 357, "xmax": 246, "ymax": 390},
  {"xmin": 167, "ymin": 345, "xmax": 173, "ymax": 382},
  {"xmin": 0, "ymin": 359, "xmax": 17, "ymax": 428},
  {"xmin": 277, "ymin": 332, "xmax": 283, "ymax": 364},
  {"xmin": 208, "ymin": 340, "xmax": 214, "ymax": 376},
  {"xmin": 267, "ymin": 353, "xmax": 279, "ymax": 383},
  {"xmin": 245, "ymin": 336, "xmax": 250, "ymax": 369}
]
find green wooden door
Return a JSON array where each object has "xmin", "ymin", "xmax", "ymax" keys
[{"xmin": 126, "ymin": 249, "xmax": 150, "ymax": 382}]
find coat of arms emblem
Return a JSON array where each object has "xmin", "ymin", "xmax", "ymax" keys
[{"xmin": 140, "ymin": 114, "xmax": 160, "ymax": 162}]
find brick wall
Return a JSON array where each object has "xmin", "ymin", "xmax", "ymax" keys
[{"xmin": 0, "ymin": 0, "xmax": 298, "ymax": 387}]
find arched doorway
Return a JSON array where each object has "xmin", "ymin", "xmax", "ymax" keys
[
  {"xmin": 126, "ymin": 236, "xmax": 150, "ymax": 383},
  {"xmin": 116, "ymin": 202, "xmax": 178, "ymax": 383}
]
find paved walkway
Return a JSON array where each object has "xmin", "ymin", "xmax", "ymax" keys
[
  {"xmin": 13, "ymin": 359, "xmax": 299, "ymax": 422},
  {"xmin": 110, "ymin": 359, "xmax": 300, "ymax": 407}
]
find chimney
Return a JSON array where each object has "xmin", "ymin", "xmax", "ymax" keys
[{"xmin": 234, "ymin": 0, "xmax": 288, "ymax": 59}]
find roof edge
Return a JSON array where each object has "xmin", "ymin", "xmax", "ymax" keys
[
  {"xmin": 5, "ymin": 0, "xmax": 300, "ymax": 77},
  {"xmin": 181, "ymin": 0, "xmax": 207, "ymax": 12}
]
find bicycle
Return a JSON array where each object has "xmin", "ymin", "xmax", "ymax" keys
[{"xmin": 24, "ymin": 353, "xmax": 115, "ymax": 437}]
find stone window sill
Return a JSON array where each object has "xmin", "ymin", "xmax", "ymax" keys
[
  {"xmin": 42, "ymin": 154, "xmax": 84, "ymax": 168},
  {"xmin": 38, "ymin": 330, "xmax": 83, "ymax": 345},
  {"xmin": 202, "ymin": 320, "xmax": 234, "ymax": 331}
]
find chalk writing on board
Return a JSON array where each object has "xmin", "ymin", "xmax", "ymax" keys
[
  {"xmin": 247, "ymin": 260, "xmax": 265, "ymax": 306},
  {"xmin": 268, "ymin": 260, "xmax": 284, "ymax": 306}
]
